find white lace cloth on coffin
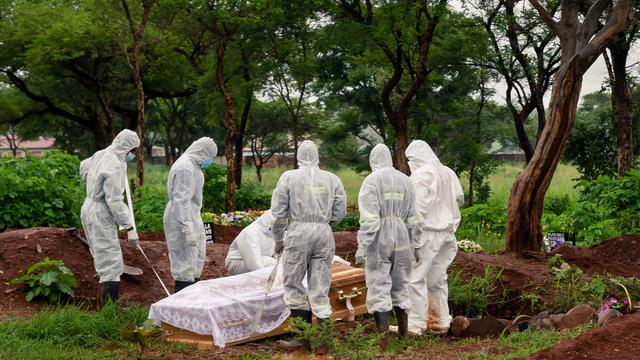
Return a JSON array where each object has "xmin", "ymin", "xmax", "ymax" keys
[{"xmin": 148, "ymin": 255, "xmax": 350, "ymax": 348}]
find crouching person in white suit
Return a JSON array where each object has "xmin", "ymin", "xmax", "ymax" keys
[{"xmin": 225, "ymin": 211, "xmax": 277, "ymax": 275}]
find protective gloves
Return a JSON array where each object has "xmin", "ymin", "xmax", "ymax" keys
[
  {"xmin": 127, "ymin": 229, "xmax": 139, "ymax": 246},
  {"xmin": 413, "ymin": 247, "xmax": 423, "ymax": 265},
  {"xmin": 185, "ymin": 231, "xmax": 198, "ymax": 247},
  {"xmin": 274, "ymin": 240, "xmax": 284, "ymax": 255},
  {"xmin": 355, "ymin": 246, "xmax": 366, "ymax": 265}
]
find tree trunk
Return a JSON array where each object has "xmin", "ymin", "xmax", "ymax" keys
[
  {"xmin": 608, "ymin": 38, "xmax": 634, "ymax": 176},
  {"xmin": 256, "ymin": 163, "xmax": 263, "ymax": 183},
  {"xmin": 506, "ymin": 65, "xmax": 582, "ymax": 252},
  {"xmin": 468, "ymin": 160, "xmax": 476, "ymax": 206},
  {"xmin": 292, "ymin": 120, "xmax": 299, "ymax": 169},
  {"xmin": 215, "ymin": 42, "xmax": 237, "ymax": 211}
]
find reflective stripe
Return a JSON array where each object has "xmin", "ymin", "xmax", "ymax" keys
[
  {"xmin": 407, "ymin": 214, "xmax": 423, "ymax": 225},
  {"xmin": 360, "ymin": 213, "xmax": 380, "ymax": 222},
  {"xmin": 304, "ymin": 185, "xmax": 328, "ymax": 194},
  {"xmin": 384, "ymin": 192, "xmax": 404, "ymax": 201}
]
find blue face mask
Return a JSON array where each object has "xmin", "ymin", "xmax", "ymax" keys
[
  {"xmin": 125, "ymin": 152, "xmax": 136, "ymax": 162},
  {"xmin": 200, "ymin": 159, "xmax": 214, "ymax": 169}
]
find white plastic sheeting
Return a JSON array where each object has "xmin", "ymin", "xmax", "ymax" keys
[{"xmin": 148, "ymin": 256, "xmax": 350, "ymax": 348}]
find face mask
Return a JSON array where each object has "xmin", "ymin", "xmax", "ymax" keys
[
  {"xmin": 125, "ymin": 152, "xmax": 135, "ymax": 162},
  {"xmin": 200, "ymin": 159, "xmax": 214, "ymax": 169}
]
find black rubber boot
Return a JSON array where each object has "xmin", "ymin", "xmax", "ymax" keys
[
  {"xmin": 194, "ymin": 277, "xmax": 201, "ymax": 282},
  {"xmin": 290, "ymin": 309, "xmax": 312, "ymax": 324},
  {"xmin": 373, "ymin": 311, "xmax": 391, "ymax": 332},
  {"xmin": 98, "ymin": 281, "xmax": 120, "ymax": 307},
  {"xmin": 394, "ymin": 306, "xmax": 409, "ymax": 338},
  {"xmin": 373, "ymin": 311, "xmax": 391, "ymax": 349},
  {"xmin": 174, "ymin": 280, "xmax": 195, "ymax": 293}
]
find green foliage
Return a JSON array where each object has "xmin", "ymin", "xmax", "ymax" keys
[
  {"xmin": 203, "ymin": 165, "xmax": 271, "ymax": 213},
  {"xmin": 234, "ymin": 182, "xmax": 271, "ymax": 211},
  {"xmin": 10, "ymin": 257, "xmax": 77, "ymax": 303},
  {"xmin": 286, "ymin": 317, "xmax": 336, "ymax": 355},
  {"xmin": 456, "ymin": 203, "xmax": 505, "ymax": 252},
  {"xmin": 132, "ymin": 185, "xmax": 167, "ymax": 232},
  {"xmin": 334, "ymin": 211, "xmax": 360, "ymax": 231},
  {"xmin": 0, "ymin": 304, "xmax": 151, "ymax": 359},
  {"xmin": 547, "ymin": 256, "xmax": 608, "ymax": 311},
  {"xmin": 448, "ymin": 266, "xmax": 502, "ymax": 317},
  {"xmin": 0, "ymin": 151, "xmax": 83, "ymax": 230},
  {"xmin": 120, "ymin": 319, "xmax": 167, "ymax": 359}
]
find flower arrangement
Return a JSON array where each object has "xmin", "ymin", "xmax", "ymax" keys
[
  {"xmin": 202, "ymin": 210, "xmax": 265, "ymax": 227},
  {"xmin": 597, "ymin": 296, "xmax": 631, "ymax": 314},
  {"xmin": 457, "ymin": 239, "xmax": 483, "ymax": 253}
]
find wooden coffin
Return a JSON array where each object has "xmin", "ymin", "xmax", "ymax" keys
[{"xmin": 163, "ymin": 262, "xmax": 368, "ymax": 348}]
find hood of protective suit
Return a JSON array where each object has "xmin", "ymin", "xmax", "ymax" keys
[
  {"xmin": 183, "ymin": 137, "xmax": 218, "ymax": 164},
  {"xmin": 107, "ymin": 129, "xmax": 140, "ymax": 158},
  {"xmin": 297, "ymin": 140, "xmax": 319, "ymax": 167},
  {"xmin": 256, "ymin": 210, "xmax": 274, "ymax": 230},
  {"xmin": 405, "ymin": 140, "xmax": 440, "ymax": 172},
  {"xmin": 369, "ymin": 144, "xmax": 393, "ymax": 172}
]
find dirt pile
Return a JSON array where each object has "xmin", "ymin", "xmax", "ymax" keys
[
  {"xmin": 452, "ymin": 252, "xmax": 553, "ymax": 317},
  {"xmin": 0, "ymin": 227, "xmax": 359, "ymax": 315},
  {"xmin": 552, "ymin": 234, "xmax": 640, "ymax": 277},
  {"xmin": 526, "ymin": 312, "xmax": 640, "ymax": 360}
]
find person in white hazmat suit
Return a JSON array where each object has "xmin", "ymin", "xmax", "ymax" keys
[
  {"xmin": 270, "ymin": 140, "xmax": 347, "ymax": 335},
  {"xmin": 405, "ymin": 140, "xmax": 464, "ymax": 335},
  {"xmin": 224, "ymin": 211, "xmax": 277, "ymax": 275},
  {"xmin": 163, "ymin": 137, "xmax": 218, "ymax": 293},
  {"xmin": 80, "ymin": 129, "xmax": 140, "ymax": 305},
  {"xmin": 355, "ymin": 144, "xmax": 422, "ymax": 339}
]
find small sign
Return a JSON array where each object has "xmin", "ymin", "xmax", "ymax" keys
[
  {"xmin": 204, "ymin": 222, "xmax": 214, "ymax": 243},
  {"xmin": 544, "ymin": 232, "xmax": 575, "ymax": 252}
]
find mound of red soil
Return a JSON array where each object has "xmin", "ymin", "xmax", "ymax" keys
[
  {"xmin": 552, "ymin": 234, "xmax": 640, "ymax": 277},
  {"xmin": 526, "ymin": 312, "xmax": 640, "ymax": 359},
  {"xmin": 451, "ymin": 252, "xmax": 553, "ymax": 317},
  {"xmin": 0, "ymin": 227, "xmax": 359, "ymax": 315}
]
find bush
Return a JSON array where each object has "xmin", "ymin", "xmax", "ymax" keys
[
  {"xmin": 133, "ymin": 185, "xmax": 166, "ymax": 232},
  {"xmin": 0, "ymin": 151, "xmax": 83, "ymax": 230},
  {"xmin": 202, "ymin": 164, "xmax": 271, "ymax": 212},
  {"xmin": 448, "ymin": 266, "xmax": 502, "ymax": 317},
  {"xmin": 11, "ymin": 257, "xmax": 78, "ymax": 303},
  {"xmin": 334, "ymin": 211, "xmax": 359, "ymax": 231}
]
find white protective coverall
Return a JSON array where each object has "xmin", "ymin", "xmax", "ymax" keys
[
  {"xmin": 357, "ymin": 144, "xmax": 422, "ymax": 314},
  {"xmin": 225, "ymin": 211, "xmax": 277, "ymax": 275},
  {"xmin": 270, "ymin": 140, "xmax": 347, "ymax": 319},
  {"xmin": 163, "ymin": 137, "xmax": 218, "ymax": 282},
  {"xmin": 80, "ymin": 129, "xmax": 140, "ymax": 283},
  {"xmin": 405, "ymin": 140, "xmax": 464, "ymax": 334}
]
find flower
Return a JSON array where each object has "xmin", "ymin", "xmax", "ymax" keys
[{"xmin": 457, "ymin": 239, "xmax": 483, "ymax": 253}]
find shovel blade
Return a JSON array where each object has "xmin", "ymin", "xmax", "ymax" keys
[{"xmin": 123, "ymin": 264, "xmax": 143, "ymax": 276}]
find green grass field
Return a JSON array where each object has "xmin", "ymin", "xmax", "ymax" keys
[{"xmin": 133, "ymin": 161, "xmax": 579, "ymax": 208}]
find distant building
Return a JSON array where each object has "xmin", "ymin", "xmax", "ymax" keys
[
  {"xmin": 0, "ymin": 137, "xmax": 55, "ymax": 157},
  {"xmin": 488, "ymin": 141, "xmax": 526, "ymax": 162}
]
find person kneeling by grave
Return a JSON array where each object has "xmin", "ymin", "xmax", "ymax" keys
[{"xmin": 225, "ymin": 211, "xmax": 277, "ymax": 275}]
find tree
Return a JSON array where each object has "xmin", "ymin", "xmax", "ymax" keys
[
  {"xmin": 246, "ymin": 100, "xmax": 291, "ymax": 182},
  {"xmin": 337, "ymin": 0, "xmax": 446, "ymax": 173},
  {"xmin": 505, "ymin": 0, "xmax": 633, "ymax": 253},
  {"xmin": 602, "ymin": 4, "xmax": 639, "ymax": 175},
  {"xmin": 120, "ymin": 0, "xmax": 158, "ymax": 187},
  {"xmin": 473, "ymin": 0, "xmax": 560, "ymax": 162}
]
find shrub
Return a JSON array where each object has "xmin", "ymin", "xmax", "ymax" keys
[
  {"xmin": 132, "ymin": 185, "xmax": 167, "ymax": 232},
  {"xmin": 448, "ymin": 266, "xmax": 502, "ymax": 317},
  {"xmin": 11, "ymin": 257, "xmax": 78, "ymax": 303},
  {"xmin": 202, "ymin": 164, "xmax": 271, "ymax": 212},
  {"xmin": 334, "ymin": 211, "xmax": 360, "ymax": 231},
  {"xmin": 0, "ymin": 151, "xmax": 83, "ymax": 230}
]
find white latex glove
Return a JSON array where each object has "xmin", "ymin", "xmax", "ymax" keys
[
  {"xmin": 127, "ymin": 229, "xmax": 139, "ymax": 246},
  {"xmin": 185, "ymin": 231, "xmax": 197, "ymax": 247},
  {"xmin": 355, "ymin": 246, "xmax": 365, "ymax": 265}
]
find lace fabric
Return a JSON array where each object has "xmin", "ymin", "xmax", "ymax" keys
[{"xmin": 148, "ymin": 256, "xmax": 349, "ymax": 348}]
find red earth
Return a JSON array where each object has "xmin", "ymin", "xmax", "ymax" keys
[{"xmin": 2, "ymin": 227, "xmax": 639, "ymax": 358}]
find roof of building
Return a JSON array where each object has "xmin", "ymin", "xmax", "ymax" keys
[{"xmin": 0, "ymin": 137, "xmax": 55, "ymax": 150}]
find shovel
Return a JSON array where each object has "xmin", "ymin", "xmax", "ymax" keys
[
  {"xmin": 66, "ymin": 227, "xmax": 143, "ymax": 276},
  {"xmin": 250, "ymin": 248, "xmax": 283, "ymax": 333}
]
